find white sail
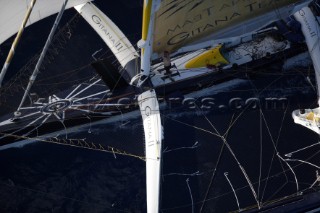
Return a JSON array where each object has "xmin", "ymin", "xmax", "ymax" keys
[
  {"xmin": 294, "ymin": 7, "xmax": 320, "ymax": 102},
  {"xmin": 0, "ymin": 0, "xmax": 92, "ymax": 45},
  {"xmin": 152, "ymin": 0, "xmax": 302, "ymax": 54},
  {"xmin": 74, "ymin": 2, "xmax": 138, "ymax": 67},
  {"xmin": 292, "ymin": 6, "xmax": 320, "ymax": 134},
  {"xmin": 138, "ymin": 89, "xmax": 163, "ymax": 213}
]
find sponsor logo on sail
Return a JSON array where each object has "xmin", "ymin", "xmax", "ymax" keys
[
  {"xmin": 92, "ymin": 15, "xmax": 124, "ymax": 51},
  {"xmin": 163, "ymin": 0, "xmax": 295, "ymax": 46},
  {"xmin": 298, "ymin": 9, "xmax": 317, "ymax": 38}
]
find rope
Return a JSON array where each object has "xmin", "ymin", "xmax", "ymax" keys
[{"xmin": 0, "ymin": 132, "xmax": 145, "ymax": 161}]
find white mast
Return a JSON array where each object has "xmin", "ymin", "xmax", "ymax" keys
[
  {"xmin": 134, "ymin": 0, "xmax": 160, "ymax": 86},
  {"xmin": 0, "ymin": 0, "xmax": 37, "ymax": 87},
  {"xmin": 137, "ymin": 1, "xmax": 163, "ymax": 212},
  {"xmin": 14, "ymin": 0, "xmax": 69, "ymax": 117}
]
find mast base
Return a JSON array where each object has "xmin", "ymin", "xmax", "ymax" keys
[{"xmin": 10, "ymin": 111, "xmax": 22, "ymax": 122}]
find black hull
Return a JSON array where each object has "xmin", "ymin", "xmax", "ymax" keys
[{"xmin": 0, "ymin": 44, "xmax": 306, "ymax": 147}]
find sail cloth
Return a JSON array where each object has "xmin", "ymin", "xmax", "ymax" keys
[
  {"xmin": 0, "ymin": 0, "xmax": 92, "ymax": 45},
  {"xmin": 138, "ymin": 89, "xmax": 163, "ymax": 213},
  {"xmin": 153, "ymin": 0, "xmax": 300, "ymax": 53},
  {"xmin": 74, "ymin": 2, "xmax": 138, "ymax": 68}
]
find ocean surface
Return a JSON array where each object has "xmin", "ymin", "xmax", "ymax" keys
[{"xmin": 1, "ymin": 1, "xmax": 320, "ymax": 212}]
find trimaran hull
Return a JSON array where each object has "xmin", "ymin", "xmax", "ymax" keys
[
  {"xmin": 0, "ymin": 41, "xmax": 305, "ymax": 146},
  {"xmin": 2, "ymin": 0, "xmax": 320, "ymax": 212}
]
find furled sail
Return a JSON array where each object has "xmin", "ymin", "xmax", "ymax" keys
[
  {"xmin": 153, "ymin": 0, "xmax": 302, "ymax": 54},
  {"xmin": 0, "ymin": 0, "xmax": 92, "ymax": 45}
]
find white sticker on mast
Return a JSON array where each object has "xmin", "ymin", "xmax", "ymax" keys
[
  {"xmin": 74, "ymin": 3, "xmax": 138, "ymax": 67},
  {"xmin": 138, "ymin": 89, "xmax": 163, "ymax": 213}
]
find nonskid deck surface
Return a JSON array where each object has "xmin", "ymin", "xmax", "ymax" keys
[{"xmin": 150, "ymin": 34, "xmax": 290, "ymax": 87}]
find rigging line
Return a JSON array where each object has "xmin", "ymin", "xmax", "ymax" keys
[
  {"xmin": 199, "ymin": 141, "xmax": 225, "ymax": 213},
  {"xmin": 222, "ymin": 113, "xmax": 235, "ymax": 138},
  {"xmin": 16, "ymin": 0, "xmax": 70, "ymax": 113},
  {"xmin": 0, "ymin": 114, "xmax": 46, "ymax": 140},
  {"xmin": 219, "ymin": 134, "xmax": 260, "ymax": 208},
  {"xmin": 222, "ymin": 104, "xmax": 251, "ymax": 136},
  {"xmin": 0, "ymin": 180, "xmax": 131, "ymax": 212},
  {"xmin": 19, "ymin": 111, "xmax": 41, "ymax": 119},
  {"xmin": 72, "ymin": 90, "xmax": 109, "ymax": 102},
  {"xmin": 291, "ymin": 180, "xmax": 316, "ymax": 187},
  {"xmin": 0, "ymin": 59, "xmax": 89, "ymax": 96},
  {"xmin": 65, "ymin": 84, "xmax": 82, "ymax": 99},
  {"xmin": 188, "ymin": 95, "xmax": 262, "ymax": 208},
  {"xmin": 224, "ymin": 172, "xmax": 241, "ymax": 212},
  {"xmin": 246, "ymin": 71, "xmax": 289, "ymax": 203},
  {"xmin": 263, "ymin": 182, "xmax": 289, "ymax": 206},
  {"xmin": 88, "ymin": 78, "xmax": 118, "ymax": 108},
  {"xmin": 22, "ymin": 114, "xmax": 52, "ymax": 138},
  {"xmin": 258, "ymin": 106, "xmax": 289, "ymax": 199},
  {"xmin": 258, "ymin": 74, "xmax": 285, "ymax": 95},
  {"xmin": 85, "ymin": 115, "xmax": 92, "ymax": 134},
  {"xmin": 285, "ymin": 141, "xmax": 320, "ymax": 157},
  {"xmin": 68, "ymin": 79, "xmax": 102, "ymax": 99},
  {"xmin": 162, "ymin": 114, "xmax": 220, "ymax": 137},
  {"xmin": 277, "ymin": 153, "xmax": 299, "ymax": 194},
  {"xmin": 284, "ymin": 158, "xmax": 320, "ymax": 170},
  {"xmin": 186, "ymin": 178, "xmax": 194, "ymax": 213},
  {"xmin": 163, "ymin": 149, "xmax": 320, "ymax": 212},
  {"xmin": 19, "ymin": 106, "xmax": 42, "ymax": 110},
  {"xmin": 258, "ymin": 110, "xmax": 263, "ymax": 201},
  {"xmin": 163, "ymin": 171, "xmax": 203, "ymax": 177},
  {"xmin": 35, "ymin": 76, "xmax": 93, "ymax": 86},
  {"xmin": 0, "ymin": 133, "xmax": 146, "ymax": 161},
  {"xmin": 195, "ymin": 102, "xmax": 260, "ymax": 208},
  {"xmin": 260, "ymin": 110, "xmax": 285, "ymax": 160},
  {"xmin": 35, "ymin": 64, "xmax": 92, "ymax": 83},
  {"xmin": 247, "ymin": 65, "xmax": 286, "ymax": 96},
  {"xmin": 309, "ymin": 171, "xmax": 320, "ymax": 189},
  {"xmin": 197, "ymin": 105, "xmax": 221, "ymax": 137},
  {"xmin": 53, "ymin": 112, "xmax": 68, "ymax": 139},
  {"xmin": 261, "ymin": 104, "xmax": 289, "ymax": 203},
  {"xmin": 72, "ymin": 103, "xmax": 127, "ymax": 107},
  {"xmin": 163, "ymin": 141, "xmax": 199, "ymax": 153}
]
